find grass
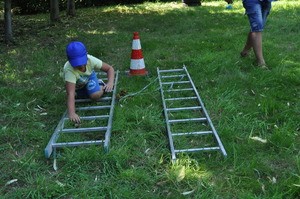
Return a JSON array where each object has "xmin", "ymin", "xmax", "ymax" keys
[{"xmin": 0, "ymin": 0, "xmax": 299, "ymax": 198}]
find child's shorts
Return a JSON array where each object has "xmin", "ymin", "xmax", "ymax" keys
[
  {"xmin": 243, "ymin": 0, "xmax": 272, "ymax": 32},
  {"xmin": 76, "ymin": 71, "xmax": 105, "ymax": 98}
]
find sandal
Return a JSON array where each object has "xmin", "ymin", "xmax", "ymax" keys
[
  {"xmin": 252, "ymin": 61, "xmax": 270, "ymax": 70},
  {"xmin": 258, "ymin": 64, "xmax": 270, "ymax": 70},
  {"xmin": 240, "ymin": 50, "xmax": 251, "ymax": 57}
]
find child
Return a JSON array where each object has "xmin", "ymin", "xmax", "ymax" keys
[
  {"xmin": 63, "ymin": 41, "xmax": 115, "ymax": 124},
  {"xmin": 240, "ymin": 0, "xmax": 277, "ymax": 69}
]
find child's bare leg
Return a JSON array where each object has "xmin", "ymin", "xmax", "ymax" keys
[
  {"xmin": 240, "ymin": 32, "xmax": 252, "ymax": 57},
  {"xmin": 250, "ymin": 31, "xmax": 266, "ymax": 66}
]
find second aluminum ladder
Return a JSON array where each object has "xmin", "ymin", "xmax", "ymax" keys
[{"xmin": 157, "ymin": 66, "xmax": 227, "ymax": 161}]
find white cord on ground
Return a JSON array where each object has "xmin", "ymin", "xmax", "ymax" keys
[
  {"xmin": 119, "ymin": 77, "xmax": 159, "ymax": 101},
  {"xmin": 118, "ymin": 74, "xmax": 186, "ymax": 102},
  {"xmin": 168, "ymin": 75, "xmax": 185, "ymax": 90},
  {"xmin": 53, "ymin": 158, "xmax": 58, "ymax": 171}
]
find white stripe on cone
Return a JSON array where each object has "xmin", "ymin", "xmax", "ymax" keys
[
  {"xmin": 130, "ymin": 59, "xmax": 145, "ymax": 70},
  {"xmin": 132, "ymin": 40, "xmax": 141, "ymax": 50}
]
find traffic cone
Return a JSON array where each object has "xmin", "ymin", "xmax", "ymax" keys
[{"xmin": 129, "ymin": 32, "xmax": 148, "ymax": 76}]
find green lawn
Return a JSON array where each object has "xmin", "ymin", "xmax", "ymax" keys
[{"xmin": 0, "ymin": 0, "xmax": 299, "ymax": 198}]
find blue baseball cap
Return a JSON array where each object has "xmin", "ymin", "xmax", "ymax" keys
[{"xmin": 66, "ymin": 41, "xmax": 88, "ymax": 67}]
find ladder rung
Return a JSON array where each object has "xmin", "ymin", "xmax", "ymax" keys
[
  {"xmin": 80, "ymin": 115, "xmax": 109, "ymax": 120},
  {"xmin": 95, "ymin": 72, "xmax": 107, "ymax": 76},
  {"xmin": 174, "ymin": 147, "xmax": 220, "ymax": 153},
  {"xmin": 172, "ymin": 131, "xmax": 212, "ymax": 136},
  {"xmin": 161, "ymin": 75, "xmax": 186, "ymax": 78},
  {"xmin": 166, "ymin": 106, "xmax": 202, "ymax": 112},
  {"xmin": 159, "ymin": 69, "xmax": 184, "ymax": 73},
  {"xmin": 165, "ymin": 97, "xmax": 197, "ymax": 101},
  {"xmin": 162, "ymin": 81, "xmax": 190, "ymax": 85},
  {"xmin": 168, "ymin": 118, "xmax": 207, "ymax": 123},
  {"xmin": 165, "ymin": 88, "xmax": 193, "ymax": 92},
  {"xmin": 62, "ymin": 126, "xmax": 107, "ymax": 133},
  {"xmin": 64, "ymin": 115, "xmax": 109, "ymax": 121},
  {"xmin": 96, "ymin": 71, "xmax": 119, "ymax": 76},
  {"xmin": 75, "ymin": 97, "xmax": 112, "ymax": 103},
  {"xmin": 76, "ymin": 105, "xmax": 111, "ymax": 111},
  {"xmin": 52, "ymin": 140, "xmax": 104, "ymax": 148}
]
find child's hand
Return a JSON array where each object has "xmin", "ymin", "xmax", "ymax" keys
[
  {"xmin": 69, "ymin": 112, "xmax": 81, "ymax": 124},
  {"xmin": 103, "ymin": 82, "xmax": 114, "ymax": 92}
]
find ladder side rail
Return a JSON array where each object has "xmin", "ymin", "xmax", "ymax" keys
[
  {"xmin": 44, "ymin": 110, "xmax": 68, "ymax": 158},
  {"xmin": 104, "ymin": 70, "xmax": 119, "ymax": 151},
  {"xmin": 183, "ymin": 66, "xmax": 227, "ymax": 156},
  {"xmin": 157, "ymin": 67, "xmax": 177, "ymax": 161}
]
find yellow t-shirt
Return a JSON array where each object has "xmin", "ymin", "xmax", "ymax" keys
[{"xmin": 63, "ymin": 54, "xmax": 103, "ymax": 89}]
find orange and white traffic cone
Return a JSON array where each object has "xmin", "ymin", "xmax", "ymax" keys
[{"xmin": 129, "ymin": 32, "xmax": 148, "ymax": 76}]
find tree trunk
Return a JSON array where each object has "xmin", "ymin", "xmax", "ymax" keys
[
  {"xmin": 4, "ymin": 0, "xmax": 13, "ymax": 43},
  {"xmin": 182, "ymin": 0, "xmax": 201, "ymax": 6},
  {"xmin": 67, "ymin": 0, "xmax": 76, "ymax": 17},
  {"xmin": 50, "ymin": 0, "xmax": 60, "ymax": 22}
]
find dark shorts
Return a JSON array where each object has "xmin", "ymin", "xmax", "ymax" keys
[
  {"xmin": 243, "ymin": 0, "xmax": 272, "ymax": 32},
  {"xmin": 76, "ymin": 71, "xmax": 104, "ymax": 97}
]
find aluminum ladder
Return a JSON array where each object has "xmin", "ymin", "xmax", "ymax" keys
[
  {"xmin": 44, "ymin": 71, "xmax": 119, "ymax": 158},
  {"xmin": 157, "ymin": 66, "xmax": 227, "ymax": 161}
]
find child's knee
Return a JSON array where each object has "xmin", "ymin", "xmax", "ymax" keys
[{"xmin": 90, "ymin": 90, "xmax": 104, "ymax": 100}]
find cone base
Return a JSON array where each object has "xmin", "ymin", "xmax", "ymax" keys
[{"xmin": 128, "ymin": 68, "xmax": 148, "ymax": 76}]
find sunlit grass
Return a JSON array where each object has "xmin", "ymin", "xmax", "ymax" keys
[{"xmin": 103, "ymin": 1, "xmax": 183, "ymax": 14}]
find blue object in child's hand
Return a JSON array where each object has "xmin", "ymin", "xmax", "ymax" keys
[{"xmin": 226, "ymin": 5, "xmax": 232, "ymax": 9}]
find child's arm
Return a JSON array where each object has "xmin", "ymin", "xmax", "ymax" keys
[
  {"xmin": 100, "ymin": 62, "xmax": 115, "ymax": 92},
  {"xmin": 66, "ymin": 81, "xmax": 81, "ymax": 123}
]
